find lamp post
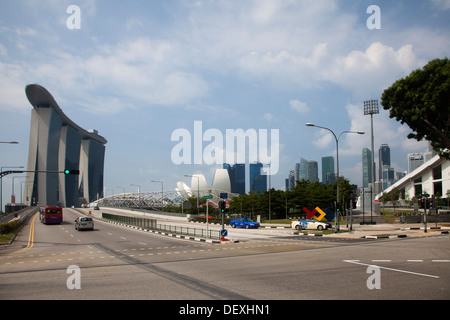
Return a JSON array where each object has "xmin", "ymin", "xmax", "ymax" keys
[
  {"xmin": 306, "ymin": 123, "xmax": 364, "ymax": 232},
  {"xmin": 151, "ymin": 180, "xmax": 164, "ymax": 210},
  {"xmin": 130, "ymin": 184, "xmax": 141, "ymax": 206},
  {"xmin": 254, "ymin": 161, "xmax": 271, "ymax": 223},
  {"xmin": 184, "ymin": 175, "xmax": 200, "ymax": 215},
  {"xmin": 1, "ymin": 166, "xmax": 24, "ymax": 213},
  {"xmin": 364, "ymin": 99, "xmax": 379, "ymax": 223},
  {"xmin": 0, "ymin": 142, "xmax": 20, "ymax": 212}
]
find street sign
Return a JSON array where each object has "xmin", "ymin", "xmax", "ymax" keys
[
  {"xmin": 220, "ymin": 193, "xmax": 228, "ymax": 199},
  {"xmin": 220, "ymin": 229, "xmax": 228, "ymax": 237},
  {"xmin": 202, "ymin": 195, "xmax": 213, "ymax": 199}
]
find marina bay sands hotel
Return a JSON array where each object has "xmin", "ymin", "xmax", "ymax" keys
[{"xmin": 24, "ymin": 84, "xmax": 107, "ymax": 208}]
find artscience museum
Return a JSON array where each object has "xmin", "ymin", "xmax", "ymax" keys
[{"xmin": 176, "ymin": 169, "xmax": 232, "ymax": 200}]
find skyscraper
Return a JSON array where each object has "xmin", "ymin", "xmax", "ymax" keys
[
  {"xmin": 223, "ymin": 163, "xmax": 245, "ymax": 195},
  {"xmin": 249, "ymin": 162, "xmax": 267, "ymax": 193},
  {"xmin": 362, "ymin": 148, "xmax": 373, "ymax": 188},
  {"xmin": 306, "ymin": 160, "xmax": 319, "ymax": 183},
  {"xmin": 408, "ymin": 153, "xmax": 424, "ymax": 173},
  {"xmin": 24, "ymin": 84, "xmax": 107, "ymax": 207},
  {"xmin": 378, "ymin": 144, "xmax": 390, "ymax": 181},
  {"xmin": 321, "ymin": 156, "xmax": 335, "ymax": 185}
]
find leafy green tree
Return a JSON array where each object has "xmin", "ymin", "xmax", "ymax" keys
[{"xmin": 381, "ymin": 58, "xmax": 450, "ymax": 159}]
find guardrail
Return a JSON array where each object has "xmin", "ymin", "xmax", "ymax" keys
[{"xmin": 101, "ymin": 212, "xmax": 220, "ymax": 239}]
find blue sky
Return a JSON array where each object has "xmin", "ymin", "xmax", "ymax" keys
[{"xmin": 0, "ymin": 0, "xmax": 449, "ymax": 203}]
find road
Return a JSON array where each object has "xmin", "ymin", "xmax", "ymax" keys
[{"xmin": 1, "ymin": 207, "xmax": 449, "ymax": 303}]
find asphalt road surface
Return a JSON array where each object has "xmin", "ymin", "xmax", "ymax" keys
[{"xmin": 1, "ymin": 207, "xmax": 449, "ymax": 302}]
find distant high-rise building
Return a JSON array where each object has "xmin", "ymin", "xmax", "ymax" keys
[
  {"xmin": 378, "ymin": 144, "xmax": 390, "ymax": 181},
  {"xmin": 407, "ymin": 153, "xmax": 424, "ymax": 173},
  {"xmin": 382, "ymin": 165, "xmax": 395, "ymax": 189},
  {"xmin": 249, "ymin": 162, "xmax": 267, "ymax": 193},
  {"xmin": 306, "ymin": 160, "xmax": 319, "ymax": 183},
  {"xmin": 321, "ymin": 156, "xmax": 335, "ymax": 185},
  {"xmin": 288, "ymin": 170, "xmax": 295, "ymax": 190},
  {"xmin": 294, "ymin": 158, "xmax": 308, "ymax": 185},
  {"xmin": 299, "ymin": 158, "xmax": 307, "ymax": 180},
  {"xmin": 362, "ymin": 148, "xmax": 373, "ymax": 188},
  {"xmin": 223, "ymin": 163, "xmax": 245, "ymax": 195}
]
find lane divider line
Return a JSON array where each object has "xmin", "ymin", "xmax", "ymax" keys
[{"xmin": 14, "ymin": 212, "xmax": 39, "ymax": 254}]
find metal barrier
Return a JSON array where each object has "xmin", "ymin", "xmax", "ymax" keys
[
  {"xmin": 102, "ymin": 212, "xmax": 220, "ymax": 239},
  {"xmin": 102, "ymin": 212, "xmax": 156, "ymax": 229}
]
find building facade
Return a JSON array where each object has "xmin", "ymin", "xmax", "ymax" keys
[
  {"xmin": 24, "ymin": 84, "xmax": 107, "ymax": 207},
  {"xmin": 376, "ymin": 154, "xmax": 449, "ymax": 202},
  {"xmin": 223, "ymin": 163, "xmax": 245, "ymax": 195},
  {"xmin": 321, "ymin": 156, "xmax": 335, "ymax": 185},
  {"xmin": 378, "ymin": 144, "xmax": 390, "ymax": 180},
  {"xmin": 249, "ymin": 162, "xmax": 267, "ymax": 193},
  {"xmin": 362, "ymin": 148, "xmax": 374, "ymax": 188}
]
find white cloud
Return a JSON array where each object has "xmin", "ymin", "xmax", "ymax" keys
[
  {"xmin": 312, "ymin": 130, "xmax": 334, "ymax": 149},
  {"xmin": 431, "ymin": 0, "xmax": 450, "ymax": 10},
  {"xmin": 326, "ymin": 42, "xmax": 424, "ymax": 94},
  {"xmin": 289, "ymin": 99, "xmax": 309, "ymax": 113},
  {"xmin": 263, "ymin": 113, "xmax": 274, "ymax": 122},
  {"xmin": 0, "ymin": 37, "xmax": 209, "ymax": 115},
  {"xmin": 0, "ymin": 62, "xmax": 30, "ymax": 113}
]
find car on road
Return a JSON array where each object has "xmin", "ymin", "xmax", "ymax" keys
[
  {"xmin": 75, "ymin": 216, "xmax": 94, "ymax": 231},
  {"xmin": 230, "ymin": 217, "xmax": 260, "ymax": 229},
  {"xmin": 291, "ymin": 218, "xmax": 331, "ymax": 231}
]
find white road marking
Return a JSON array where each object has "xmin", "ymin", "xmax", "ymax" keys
[{"xmin": 343, "ymin": 260, "xmax": 439, "ymax": 279}]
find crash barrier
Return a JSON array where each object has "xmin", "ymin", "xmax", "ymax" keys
[
  {"xmin": 101, "ymin": 212, "xmax": 220, "ymax": 239},
  {"xmin": 102, "ymin": 212, "xmax": 157, "ymax": 229}
]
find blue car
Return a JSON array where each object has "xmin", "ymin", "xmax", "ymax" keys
[{"xmin": 230, "ymin": 217, "xmax": 260, "ymax": 229}]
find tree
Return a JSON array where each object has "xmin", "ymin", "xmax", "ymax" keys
[{"xmin": 381, "ymin": 58, "xmax": 450, "ymax": 159}]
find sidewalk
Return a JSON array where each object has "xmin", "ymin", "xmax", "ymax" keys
[{"xmin": 324, "ymin": 222, "xmax": 450, "ymax": 239}]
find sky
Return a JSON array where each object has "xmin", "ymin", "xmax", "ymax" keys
[{"xmin": 0, "ymin": 0, "xmax": 449, "ymax": 204}]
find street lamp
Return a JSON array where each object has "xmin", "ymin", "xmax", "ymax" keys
[
  {"xmin": 130, "ymin": 184, "xmax": 141, "ymax": 205},
  {"xmin": 364, "ymin": 99, "xmax": 379, "ymax": 223},
  {"xmin": 151, "ymin": 180, "xmax": 164, "ymax": 209},
  {"xmin": 1, "ymin": 166, "xmax": 24, "ymax": 213},
  {"xmin": 253, "ymin": 161, "xmax": 272, "ymax": 223},
  {"xmin": 306, "ymin": 123, "xmax": 364, "ymax": 232},
  {"xmin": 184, "ymin": 175, "xmax": 200, "ymax": 215}
]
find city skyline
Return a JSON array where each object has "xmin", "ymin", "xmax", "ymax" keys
[{"xmin": 1, "ymin": 1, "xmax": 447, "ymax": 207}]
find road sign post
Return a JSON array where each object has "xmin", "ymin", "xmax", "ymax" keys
[{"xmin": 220, "ymin": 228, "xmax": 229, "ymax": 241}]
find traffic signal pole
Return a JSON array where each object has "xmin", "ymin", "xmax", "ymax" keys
[{"xmin": 1, "ymin": 169, "xmax": 79, "ymax": 178}]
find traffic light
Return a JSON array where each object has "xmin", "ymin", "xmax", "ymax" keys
[
  {"xmin": 64, "ymin": 169, "xmax": 80, "ymax": 175},
  {"xmin": 219, "ymin": 200, "xmax": 228, "ymax": 213},
  {"xmin": 420, "ymin": 198, "xmax": 431, "ymax": 209},
  {"xmin": 430, "ymin": 195, "xmax": 436, "ymax": 210},
  {"xmin": 219, "ymin": 200, "xmax": 225, "ymax": 213},
  {"xmin": 420, "ymin": 199, "xmax": 424, "ymax": 209}
]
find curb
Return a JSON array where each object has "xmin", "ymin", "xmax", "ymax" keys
[
  {"xmin": 292, "ymin": 232, "xmax": 323, "ymax": 237},
  {"xmin": 362, "ymin": 234, "xmax": 408, "ymax": 239},
  {"xmin": 100, "ymin": 219, "xmax": 239, "ymax": 244},
  {"xmin": 262, "ymin": 226, "xmax": 291, "ymax": 229},
  {"xmin": 362, "ymin": 231, "xmax": 449, "ymax": 239}
]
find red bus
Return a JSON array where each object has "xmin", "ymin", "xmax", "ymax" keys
[{"xmin": 40, "ymin": 206, "xmax": 63, "ymax": 224}]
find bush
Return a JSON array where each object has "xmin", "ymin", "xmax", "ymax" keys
[{"xmin": 0, "ymin": 220, "xmax": 21, "ymax": 235}]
